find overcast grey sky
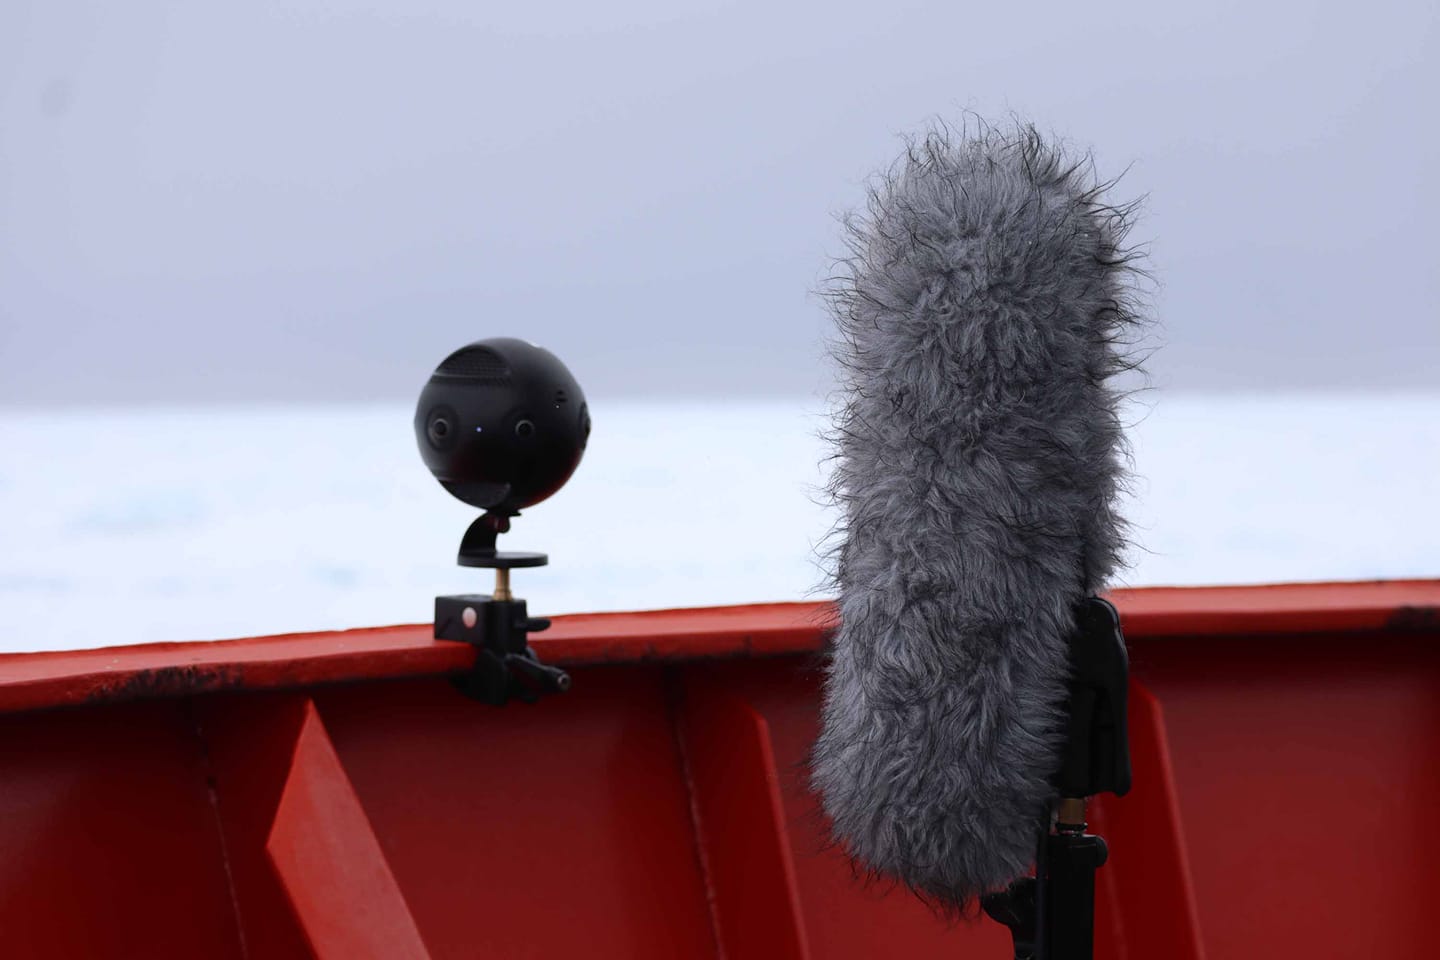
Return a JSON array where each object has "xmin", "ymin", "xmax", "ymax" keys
[{"xmin": 1, "ymin": 0, "xmax": 1436, "ymax": 406}]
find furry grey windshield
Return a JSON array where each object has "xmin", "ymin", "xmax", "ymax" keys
[{"xmin": 811, "ymin": 121, "xmax": 1145, "ymax": 908}]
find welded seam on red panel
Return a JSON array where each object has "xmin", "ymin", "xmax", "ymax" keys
[
  {"xmin": 665, "ymin": 667, "xmax": 729, "ymax": 960},
  {"xmin": 184, "ymin": 696, "xmax": 251, "ymax": 960},
  {"xmin": 1136, "ymin": 683, "xmax": 1208, "ymax": 960}
]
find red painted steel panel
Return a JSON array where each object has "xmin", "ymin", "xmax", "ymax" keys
[
  {"xmin": 676, "ymin": 667, "xmax": 813, "ymax": 958},
  {"xmin": 267, "ymin": 701, "xmax": 431, "ymax": 960},
  {"xmin": 0, "ymin": 582, "xmax": 1435, "ymax": 958},
  {"xmin": 1135, "ymin": 632, "xmax": 1440, "ymax": 958},
  {"xmin": 3, "ymin": 580, "xmax": 1436, "ymax": 714},
  {"xmin": 0, "ymin": 701, "xmax": 242, "ymax": 959},
  {"xmin": 0, "ymin": 601, "xmax": 833, "ymax": 713},
  {"xmin": 686, "ymin": 659, "xmax": 1015, "ymax": 957},
  {"xmin": 195, "ymin": 693, "xmax": 320, "ymax": 959},
  {"xmin": 1114, "ymin": 579, "xmax": 1440, "ymax": 638},
  {"xmin": 1088, "ymin": 682, "xmax": 1205, "ymax": 960},
  {"xmin": 310, "ymin": 669, "xmax": 719, "ymax": 960}
]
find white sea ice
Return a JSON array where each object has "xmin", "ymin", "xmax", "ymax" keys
[{"xmin": 0, "ymin": 392, "xmax": 1435, "ymax": 653}]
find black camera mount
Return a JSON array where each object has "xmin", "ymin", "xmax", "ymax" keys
[
  {"xmin": 416, "ymin": 337, "xmax": 590, "ymax": 707},
  {"xmin": 434, "ymin": 510, "xmax": 570, "ymax": 706}
]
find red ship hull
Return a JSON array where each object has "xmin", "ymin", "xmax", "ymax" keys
[{"xmin": 1, "ymin": 579, "xmax": 1436, "ymax": 958}]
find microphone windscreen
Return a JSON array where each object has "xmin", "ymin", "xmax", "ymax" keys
[{"xmin": 812, "ymin": 121, "xmax": 1143, "ymax": 908}]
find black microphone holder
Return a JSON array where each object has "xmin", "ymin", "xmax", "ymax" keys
[{"xmin": 982, "ymin": 597, "xmax": 1132, "ymax": 960}]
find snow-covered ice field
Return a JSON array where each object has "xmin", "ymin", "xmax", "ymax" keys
[{"xmin": 1, "ymin": 393, "xmax": 1436, "ymax": 653}]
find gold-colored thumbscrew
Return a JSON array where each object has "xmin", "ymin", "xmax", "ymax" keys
[{"xmin": 1056, "ymin": 797, "xmax": 1088, "ymax": 834}]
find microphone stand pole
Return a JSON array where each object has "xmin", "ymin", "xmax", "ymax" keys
[{"xmin": 983, "ymin": 597, "xmax": 1132, "ymax": 960}]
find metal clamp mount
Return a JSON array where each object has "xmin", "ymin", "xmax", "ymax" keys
[
  {"xmin": 434, "ymin": 510, "xmax": 570, "ymax": 706},
  {"xmin": 982, "ymin": 596, "xmax": 1132, "ymax": 960}
]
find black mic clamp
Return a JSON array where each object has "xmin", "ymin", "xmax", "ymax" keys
[{"xmin": 982, "ymin": 597, "xmax": 1131, "ymax": 960}]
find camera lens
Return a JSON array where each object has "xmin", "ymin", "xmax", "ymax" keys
[
  {"xmin": 427, "ymin": 411, "xmax": 453, "ymax": 448},
  {"xmin": 514, "ymin": 419, "xmax": 536, "ymax": 439}
]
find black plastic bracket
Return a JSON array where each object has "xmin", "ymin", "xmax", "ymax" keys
[
  {"xmin": 435, "ymin": 509, "xmax": 569, "ymax": 706},
  {"xmin": 436, "ymin": 594, "xmax": 569, "ymax": 705},
  {"xmin": 457, "ymin": 510, "xmax": 548, "ymax": 569},
  {"xmin": 1055, "ymin": 597, "xmax": 1132, "ymax": 799},
  {"xmin": 982, "ymin": 876, "xmax": 1038, "ymax": 958},
  {"xmin": 982, "ymin": 596, "xmax": 1131, "ymax": 960}
]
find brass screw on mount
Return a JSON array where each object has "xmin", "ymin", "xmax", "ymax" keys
[{"xmin": 1056, "ymin": 797, "xmax": 1088, "ymax": 835}]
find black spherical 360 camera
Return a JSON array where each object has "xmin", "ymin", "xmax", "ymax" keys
[{"xmin": 415, "ymin": 336, "xmax": 591, "ymax": 516}]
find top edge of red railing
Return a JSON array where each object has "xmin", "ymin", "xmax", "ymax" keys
[{"xmin": 0, "ymin": 579, "xmax": 1436, "ymax": 715}]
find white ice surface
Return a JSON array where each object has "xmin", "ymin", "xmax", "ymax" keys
[{"xmin": 1, "ymin": 393, "xmax": 1436, "ymax": 653}]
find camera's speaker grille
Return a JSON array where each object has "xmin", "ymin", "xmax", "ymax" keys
[{"xmin": 436, "ymin": 346, "xmax": 511, "ymax": 381}]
